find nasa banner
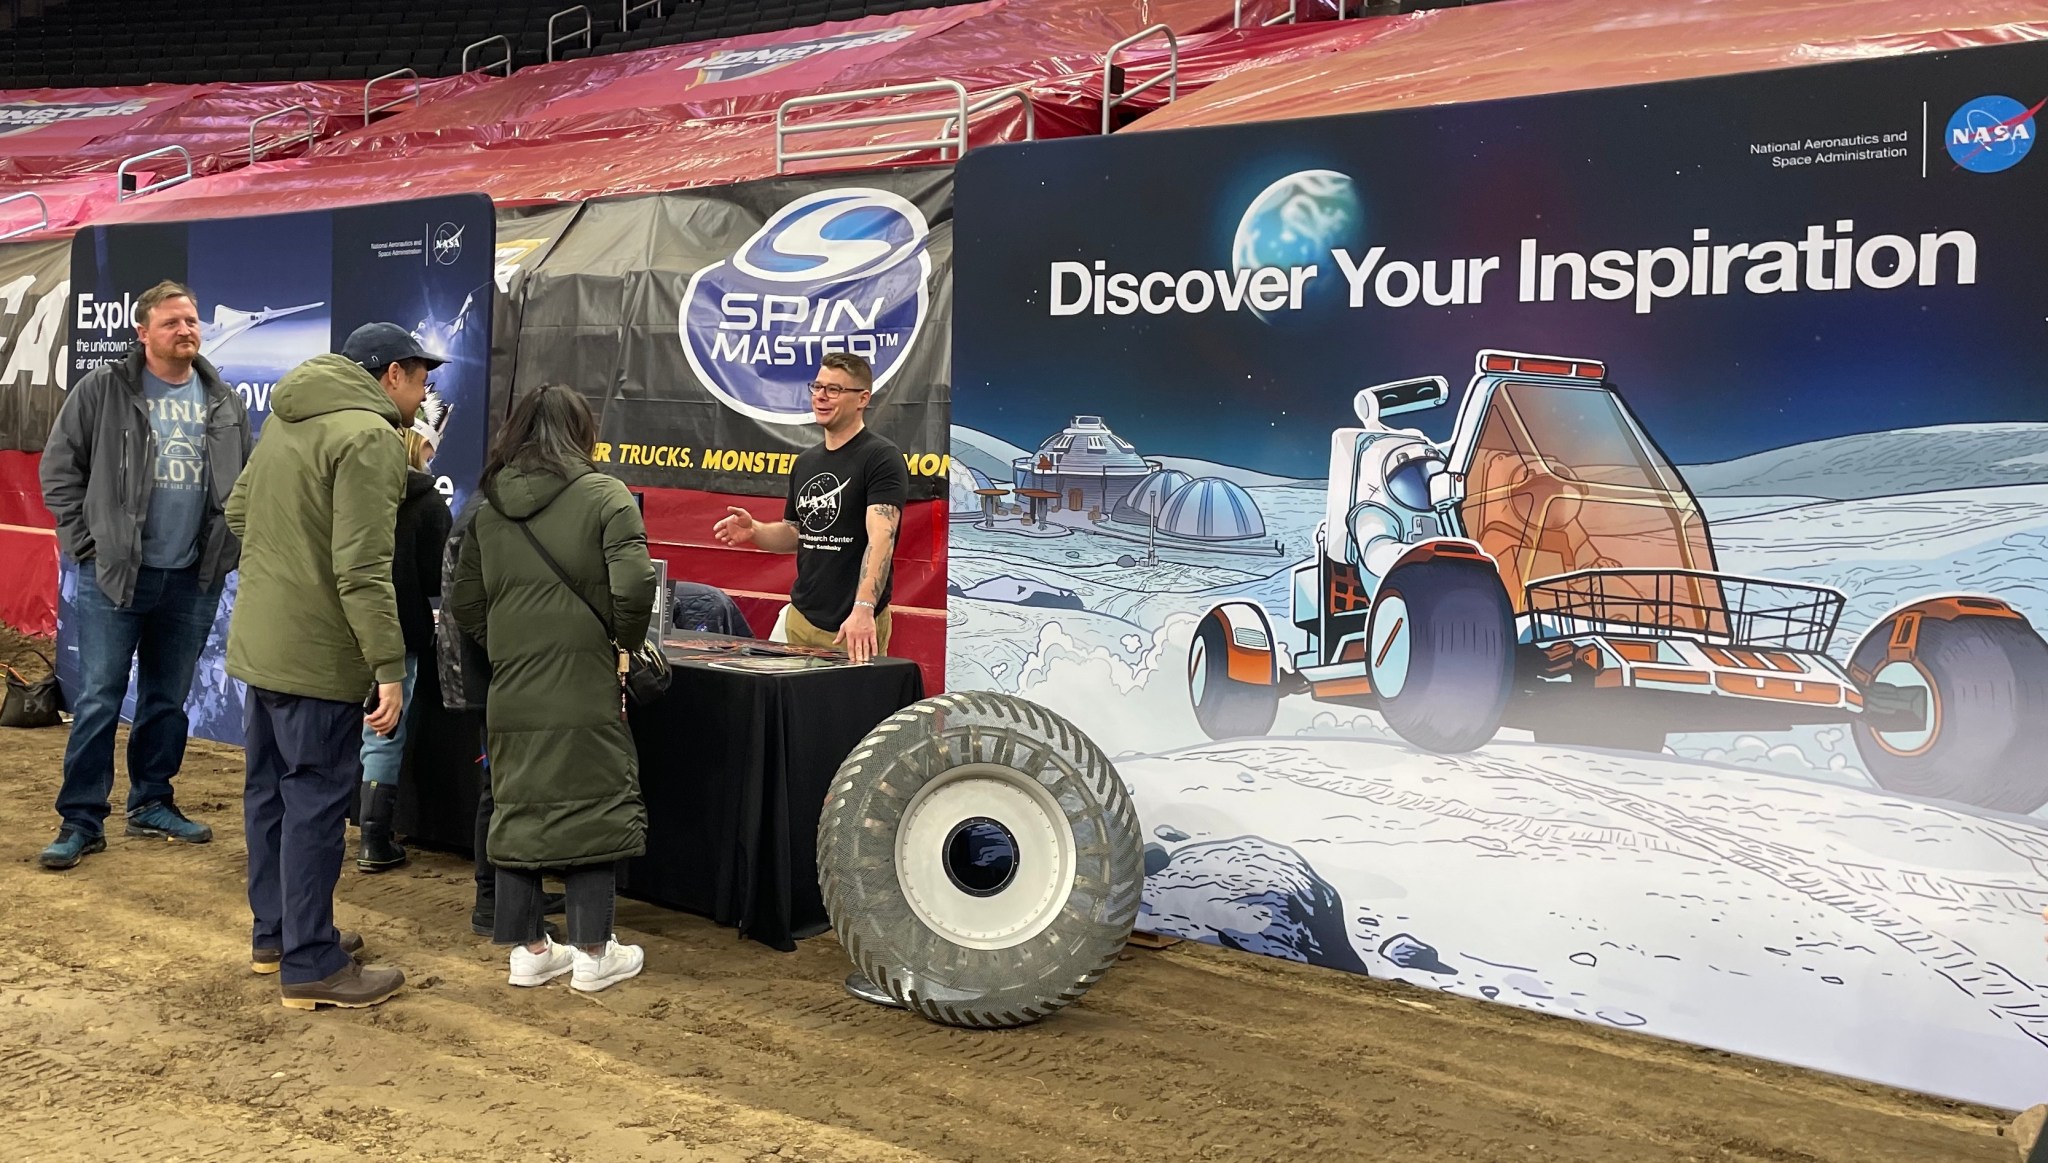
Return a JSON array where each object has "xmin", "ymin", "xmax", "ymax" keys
[
  {"xmin": 58, "ymin": 194, "xmax": 495, "ymax": 747},
  {"xmin": 951, "ymin": 41, "xmax": 2048, "ymax": 1109},
  {"xmin": 0, "ymin": 237, "xmax": 71, "ymax": 452},
  {"xmin": 512, "ymin": 168, "xmax": 951, "ymax": 500},
  {"xmin": 69, "ymin": 194, "xmax": 495, "ymax": 504}
]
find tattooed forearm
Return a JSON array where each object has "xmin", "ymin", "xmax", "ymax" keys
[{"xmin": 860, "ymin": 503, "xmax": 901, "ymax": 602}]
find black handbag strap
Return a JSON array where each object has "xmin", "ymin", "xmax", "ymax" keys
[
  {"xmin": 489, "ymin": 484, "xmax": 616, "ymax": 647},
  {"xmin": 5, "ymin": 649, "xmax": 52, "ymax": 686}
]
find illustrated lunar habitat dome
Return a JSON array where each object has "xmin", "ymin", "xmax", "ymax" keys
[
  {"xmin": 949, "ymin": 461, "xmax": 995, "ymax": 519},
  {"xmin": 1011, "ymin": 415, "xmax": 1155, "ymax": 514},
  {"xmin": 1111, "ymin": 468, "xmax": 1192, "ymax": 525},
  {"xmin": 1155, "ymin": 477, "xmax": 1266, "ymax": 542}
]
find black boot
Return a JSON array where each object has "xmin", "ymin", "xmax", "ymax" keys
[{"xmin": 356, "ymin": 781, "xmax": 409, "ymax": 872}]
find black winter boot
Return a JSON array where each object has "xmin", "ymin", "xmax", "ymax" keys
[{"xmin": 356, "ymin": 781, "xmax": 409, "ymax": 872}]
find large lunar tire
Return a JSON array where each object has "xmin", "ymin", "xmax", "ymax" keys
[
  {"xmin": 1850, "ymin": 608, "xmax": 2048, "ymax": 813},
  {"xmin": 1367, "ymin": 555, "xmax": 1515, "ymax": 753},
  {"xmin": 818, "ymin": 692, "xmax": 1144, "ymax": 1028}
]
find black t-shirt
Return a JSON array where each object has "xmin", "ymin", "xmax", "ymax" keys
[{"xmin": 783, "ymin": 427, "xmax": 910, "ymax": 632}]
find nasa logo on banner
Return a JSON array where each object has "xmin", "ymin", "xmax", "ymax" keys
[
  {"xmin": 678, "ymin": 188, "xmax": 933, "ymax": 425},
  {"xmin": 1944, "ymin": 94, "xmax": 2041, "ymax": 173},
  {"xmin": 432, "ymin": 221, "xmax": 467, "ymax": 265}
]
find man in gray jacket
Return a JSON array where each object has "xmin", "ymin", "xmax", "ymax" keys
[{"xmin": 38, "ymin": 280, "xmax": 251, "ymax": 870}]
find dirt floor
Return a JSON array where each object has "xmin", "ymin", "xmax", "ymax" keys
[{"xmin": 0, "ymin": 627, "xmax": 2026, "ymax": 1163}]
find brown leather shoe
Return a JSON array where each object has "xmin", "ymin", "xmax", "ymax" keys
[
  {"xmin": 251, "ymin": 930, "xmax": 364, "ymax": 975},
  {"xmin": 279, "ymin": 960, "xmax": 404, "ymax": 1011}
]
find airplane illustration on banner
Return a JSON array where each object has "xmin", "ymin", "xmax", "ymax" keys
[{"xmin": 199, "ymin": 301, "xmax": 324, "ymax": 355}]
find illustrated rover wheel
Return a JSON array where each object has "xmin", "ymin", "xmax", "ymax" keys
[
  {"xmin": 1849, "ymin": 603, "xmax": 2048, "ymax": 813},
  {"xmin": 817, "ymin": 692, "xmax": 1145, "ymax": 1028},
  {"xmin": 1366, "ymin": 555, "xmax": 1515, "ymax": 753},
  {"xmin": 1188, "ymin": 607, "xmax": 1280, "ymax": 739}
]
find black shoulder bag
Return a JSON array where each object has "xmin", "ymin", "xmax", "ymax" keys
[
  {"xmin": 505, "ymin": 515, "xmax": 671, "ymax": 709},
  {"xmin": 2, "ymin": 650, "xmax": 62, "ymax": 728}
]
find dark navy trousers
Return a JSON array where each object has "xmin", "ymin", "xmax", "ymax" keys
[{"xmin": 244, "ymin": 686, "xmax": 359, "ymax": 985}]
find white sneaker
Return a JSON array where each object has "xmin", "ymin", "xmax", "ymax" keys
[
  {"xmin": 507, "ymin": 936, "xmax": 576, "ymax": 987},
  {"xmin": 570, "ymin": 937, "xmax": 644, "ymax": 993}
]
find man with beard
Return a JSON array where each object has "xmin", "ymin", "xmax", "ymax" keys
[{"xmin": 39, "ymin": 280, "xmax": 251, "ymax": 870}]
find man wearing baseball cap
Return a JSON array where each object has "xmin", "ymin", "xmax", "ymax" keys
[{"xmin": 225, "ymin": 322, "xmax": 443, "ymax": 1010}]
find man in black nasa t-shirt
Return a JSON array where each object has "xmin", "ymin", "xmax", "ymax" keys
[{"xmin": 711, "ymin": 352, "xmax": 909, "ymax": 663}]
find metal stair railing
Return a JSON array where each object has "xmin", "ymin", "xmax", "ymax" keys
[
  {"xmin": 938, "ymin": 86, "xmax": 1037, "ymax": 144},
  {"xmin": 1102, "ymin": 24, "xmax": 1178, "ymax": 135},
  {"xmin": 548, "ymin": 4, "xmax": 593, "ymax": 63},
  {"xmin": 247, "ymin": 104, "xmax": 315, "ymax": 165},
  {"xmin": 116, "ymin": 145, "xmax": 193, "ymax": 202},
  {"xmin": 0, "ymin": 191, "xmax": 49, "ymax": 241},
  {"xmin": 621, "ymin": 0, "xmax": 663, "ymax": 30},
  {"xmin": 462, "ymin": 34, "xmax": 513, "ymax": 76},
  {"xmin": 776, "ymin": 79, "xmax": 971, "ymax": 173},
  {"xmin": 1234, "ymin": 0, "xmax": 1299, "ymax": 27},
  {"xmin": 363, "ymin": 68, "xmax": 422, "ymax": 123}
]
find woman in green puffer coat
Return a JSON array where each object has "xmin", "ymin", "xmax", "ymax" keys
[{"xmin": 449, "ymin": 383, "xmax": 657, "ymax": 994}]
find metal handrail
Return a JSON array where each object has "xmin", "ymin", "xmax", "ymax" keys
[
  {"xmin": 462, "ymin": 34, "xmax": 513, "ymax": 76},
  {"xmin": 1102, "ymin": 24, "xmax": 1178, "ymax": 135},
  {"xmin": 1234, "ymin": 0, "xmax": 1299, "ymax": 27},
  {"xmin": 363, "ymin": 68, "xmax": 421, "ymax": 123},
  {"xmin": 116, "ymin": 145, "xmax": 193, "ymax": 201},
  {"xmin": 621, "ymin": 0, "xmax": 662, "ymax": 28},
  {"xmin": 247, "ymin": 104, "xmax": 315, "ymax": 164},
  {"xmin": 548, "ymin": 5, "xmax": 592, "ymax": 63},
  {"xmin": 938, "ymin": 86, "xmax": 1036, "ymax": 144},
  {"xmin": 0, "ymin": 191, "xmax": 48, "ymax": 240},
  {"xmin": 776, "ymin": 80, "xmax": 971, "ymax": 173}
]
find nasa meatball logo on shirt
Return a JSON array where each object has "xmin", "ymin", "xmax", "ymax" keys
[{"xmin": 794, "ymin": 471, "xmax": 850, "ymax": 537}]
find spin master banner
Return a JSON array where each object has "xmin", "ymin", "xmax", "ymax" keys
[
  {"xmin": 56, "ymin": 194, "xmax": 495, "ymax": 747},
  {"xmin": 509, "ymin": 168, "xmax": 951, "ymax": 501},
  {"xmin": 951, "ymin": 42, "xmax": 2048, "ymax": 1109}
]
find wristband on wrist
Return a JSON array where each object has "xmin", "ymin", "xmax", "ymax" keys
[{"xmin": 854, "ymin": 600, "xmax": 876, "ymax": 610}]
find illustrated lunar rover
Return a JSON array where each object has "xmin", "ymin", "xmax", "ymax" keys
[{"xmin": 1188, "ymin": 349, "xmax": 2048, "ymax": 814}]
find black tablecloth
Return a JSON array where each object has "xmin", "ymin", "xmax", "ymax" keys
[{"xmin": 615, "ymin": 637, "xmax": 925, "ymax": 951}]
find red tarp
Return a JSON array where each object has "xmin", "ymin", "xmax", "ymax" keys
[
  {"xmin": 0, "ymin": 449, "xmax": 55, "ymax": 636},
  {"xmin": 1, "ymin": 0, "xmax": 1337, "ymax": 238},
  {"xmin": 49, "ymin": 0, "xmax": 1353, "ymax": 233},
  {"xmin": 1133, "ymin": 0, "xmax": 2048, "ymax": 131},
  {"xmin": 305, "ymin": 0, "xmax": 1312, "ymax": 161},
  {"xmin": 0, "ymin": 75, "xmax": 495, "ymax": 235}
]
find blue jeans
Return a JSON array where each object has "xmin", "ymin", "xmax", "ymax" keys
[
  {"xmin": 359, "ymin": 655, "xmax": 418, "ymax": 785},
  {"xmin": 57, "ymin": 561, "xmax": 222, "ymax": 836},
  {"xmin": 244, "ymin": 686, "xmax": 359, "ymax": 984}
]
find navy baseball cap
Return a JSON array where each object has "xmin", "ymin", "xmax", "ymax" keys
[{"xmin": 341, "ymin": 322, "xmax": 446, "ymax": 372}]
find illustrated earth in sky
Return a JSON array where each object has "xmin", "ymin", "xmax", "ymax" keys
[{"xmin": 1230, "ymin": 168, "xmax": 1363, "ymax": 321}]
